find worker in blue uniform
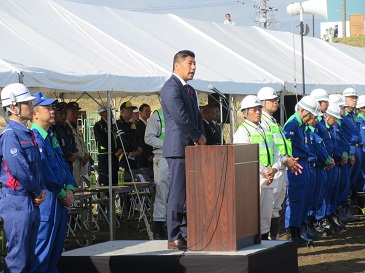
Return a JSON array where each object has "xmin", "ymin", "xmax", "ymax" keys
[
  {"xmin": 355, "ymin": 95, "xmax": 365, "ymax": 209},
  {"xmin": 304, "ymin": 117, "xmax": 333, "ymax": 239},
  {"xmin": 341, "ymin": 88, "xmax": 362, "ymax": 221},
  {"xmin": 321, "ymin": 103, "xmax": 348, "ymax": 231},
  {"xmin": 283, "ymin": 96, "xmax": 321, "ymax": 247},
  {"xmin": 329, "ymin": 94, "xmax": 351, "ymax": 226},
  {"xmin": 0, "ymin": 83, "xmax": 46, "ymax": 273},
  {"xmin": 30, "ymin": 92, "xmax": 75, "ymax": 273}
]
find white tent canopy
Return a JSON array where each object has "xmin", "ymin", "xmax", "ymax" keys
[{"xmin": 0, "ymin": 0, "xmax": 365, "ymax": 98}]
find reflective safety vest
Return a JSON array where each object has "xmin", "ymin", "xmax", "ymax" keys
[
  {"xmin": 156, "ymin": 109, "xmax": 165, "ymax": 140},
  {"xmin": 261, "ymin": 114, "xmax": 292, "ymax": 157},
  {"xmin": 238, "ymin": 122, "xmax": 274, "ymax": 167}
]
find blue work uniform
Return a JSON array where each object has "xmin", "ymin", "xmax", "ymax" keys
[
  {"xmin": 305, "ymin": 125, "xmax": 330, "ymax": 221},
  {"xmin": 342, "ymin": 111, "xmax": 362, "ymax": 192},
  {"xmin": 0, "ymin": 120, "xmax": 45, "ymax": 273},
  {"xmin": 324, "ymin": 123, "xmax": 344, "ymax": 216},
  {"xmin": 356, "ymin": 113, "xmax": 365, "ymax": 191},
  {"xmin": 335, "ymin": 120, "xmax": 351, "ymax": 207},
  {"xmin": 283, "ymin": 113, "xmax": 311, "ymax": 228},
  {"xmin": 31, "ymin": 123, "xmax": 74, "ymax": 273}
]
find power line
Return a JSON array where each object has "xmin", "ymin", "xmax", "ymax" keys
[{"xmin": 122, "ymin": 1, "xmax": 244, "ymax": 12}]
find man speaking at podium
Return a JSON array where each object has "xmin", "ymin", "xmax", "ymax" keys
[{"xmin": 161, "ymin": 50, "xmax": 206, "ymax": 250}]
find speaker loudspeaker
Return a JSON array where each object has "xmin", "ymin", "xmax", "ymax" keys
[{"xmin": 287, "ymin": 0, "xmax": 328, "ymax": 20}]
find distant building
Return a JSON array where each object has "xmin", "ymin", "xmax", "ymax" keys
[{"xmin": 321, "ymin": 0, "xmax": 365, "ymax": 38}]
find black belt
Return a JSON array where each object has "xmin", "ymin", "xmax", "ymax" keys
[
  {"xmin": 351, "ymin": 143, "xmax": 363, "ymax": 148},
  {"xmin": 298, "ymin": 157, "xmax": 308, "ymax": 162},
  {"xmin": 309, "ymin": 162, "xmax": 325, "ymax": 169}
]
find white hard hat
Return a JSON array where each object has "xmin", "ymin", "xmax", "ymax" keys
[
  {"xmin": 326, "ymin": 102, "xmax": 342, "ymax": 119},
  {"xmin": 357, "ymin": 95, "xmax": 365, "ymax": 108},
  {"xmin": 342, "ymin": 87, "xmax": 357, "ymax": 97},
  {"xmin": 1, "ymin": 83, "xmax": 35, "ymax": 107},
  {"xmin": 328, "ymin": 94, "xmax": 345, "ymax": 106},
  {"xmin": 297, "ymin": 96, "xmax": 321, "ymax": 116},
  {"xmin": 310, "ymin": 88, "xmax": 329, "ymax": 102},
  {"xmin": 257, "ymin": 87, "xmax": 278, "ymax": 101},
  {"xmin": 240, "ymin": 95, "xmax": 262, "ymax": 110}
]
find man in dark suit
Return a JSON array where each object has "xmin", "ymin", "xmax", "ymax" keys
[
  {"xmin": 202, "ymin": 104, "xmax": 221, "ymax": 145},
  {"xmin": 161, "ymin": 50, "xmax": 206, "ymax": 250},
  {"xmin": 136, "ymin": 103, "xmax": 154, "ymax": 169}
]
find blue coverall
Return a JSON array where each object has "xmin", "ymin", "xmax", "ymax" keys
[
  {"xmin": 342, "ymin": 111, "xmax": 362, "ymax": 196},
  {"xmin": 0, "ymin": 120, "xmax": 45, "ymax": 273},
  {"xmin": 335, "ymin": 121, "xmax": 351, "ymax": 208},
  {"xmin": 356, "ymin": 113, "xmax": 365, "ymax": 192},
  {"xmin": 283, "ymin": 113, "xmax": 311, "ymax": 228},
  {"xmin": 31, "ymin": 123, "xmax": 74, "ymax": 273},
  {"xmin": 305, "ymin": 125, "xmax": 330, "ymax": 221}
]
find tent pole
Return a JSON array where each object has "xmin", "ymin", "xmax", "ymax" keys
[
  {"xmin": 107, "ymin": 91, "xmax": 115, "ymax": 240},
  {"xmin": 300, "ymin": 9, "xmax": 306, "ymax": 95}
]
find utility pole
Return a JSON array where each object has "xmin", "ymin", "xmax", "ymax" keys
[{"xmin": 342, "ymin": 0, "xmax": 346, "ymax": 37}]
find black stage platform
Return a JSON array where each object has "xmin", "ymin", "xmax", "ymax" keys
[{"xmin": 59, "ymin": 240, "xmax": 298, "ymax": 273}]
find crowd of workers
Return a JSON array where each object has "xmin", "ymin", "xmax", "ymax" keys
[
  {"xmin": 233, "ymin": 87, "xmax": 365, "ymax": 247},
  {"xmin": 0, "ymin": 73, "xmax": 363, "ymax": 271}
]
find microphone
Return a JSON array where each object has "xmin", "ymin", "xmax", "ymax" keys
[{"xmin": 208, "ymin": 84, "xmax": 227, "ymax": 99}]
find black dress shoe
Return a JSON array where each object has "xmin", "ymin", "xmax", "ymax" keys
[{"xmin": 168, "ymin": 238, "xmax": 187, "ymax": 250}]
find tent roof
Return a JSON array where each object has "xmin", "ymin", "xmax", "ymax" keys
[{"xmin": 0, "ymin": 0, "xmax": 365, "ymax": 98}]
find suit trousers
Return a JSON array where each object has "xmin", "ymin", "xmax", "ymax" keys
[
  {"xmin": 153, "ymin": 155, "xmax": 170, "ymax": 222},
  {"xmin": 166, "ymin": 157, "xmax": 187, "ymax": 241}
]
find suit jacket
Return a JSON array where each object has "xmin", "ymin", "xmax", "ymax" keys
[
  {"xmin": 161, "ymin": 74, "xmax": 204, "ymax": 158},
  {"xmin": 203, "ymin": 120, "xmax": 221, "ymax": 145}
]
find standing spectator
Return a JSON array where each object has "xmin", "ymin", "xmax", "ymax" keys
[
  {"xmin": 53, "ymin": 102, "xmax": 77, "ymax": 173},
  {"xmin": 136, "ymin": 103, "xmax": 154, "ymax": 169},
  {"xmin": 257, "ymin": 87, "xmax": 301, "ymax": 240},
  {"xmin": 161, "ymin": 50, "xmax": 206, "ymax": 250},
  {"xmin": 145, "ymin": 108, "xmax": 170, "ymax": 239},
  {"xmin": 202, "ymin": 104, "xmax": 221, "ymax": 145},
  {"xmin": 116, "ymin": 101, "xmax": 139, "ymax": 171},
  {"xmin": 341, "ymin": 88, "xmax": 361, "ymax": 220},
  {"xmin": 233, "ymin": 95, "xmax": 281, "ymax": 240},
  {"xmin": 283, "ymin": 96, "xmax": 320, "ymax": 247},
  {"xmin": 224, "ymin": 13, "xmax": 236, "ymax": 25},
  {"xmin": 0, "ymin": 83, "xmax": 46, "ymax": 273},
  {"xmin": 66, "ymin": 102, "xmax": 90, "ymax": 187},
  {"xmin": 94, "ymin": 106, "xmax": 123, "ymax": 186},
  {"xmin": 31, "ymin": 92, "xmax": 74, "ymax": 273}
]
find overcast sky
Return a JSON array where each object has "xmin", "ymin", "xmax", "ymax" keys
[{"xmin": 69, "ymin": 0, "xmax": 321, "ymax": 36}]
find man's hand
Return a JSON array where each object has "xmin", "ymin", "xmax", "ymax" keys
[
  {"xmin": 115, "ymin": 149, "xmax": 123, "ymax": 157},
  {"xmin": 349, "ymin": 154, "xmax": 355, "ymax": 168},
  {"xmin": 194, "ymin": 135, "xmax": 206, "ymax": 146},
  {"xmin": 284, "ymin": 157, "xmax": 303, "ymax": 175},
  {"xmin": 341, "ymin": 153, "xmax": 348, "ymax": 165},
  {"xmin": 68, "ymin": 152, "xmax": 78, "ymax": 163},
  {"xmin": 34, "ymin": 190, "xmax": 46, "ymax": 206},
  {"xmin": 82, "ymin": 153, "xmax": 90, "ymax": 164},
  {"xmin": 61, "ymin": 190, "xmax": 75, "ymax": 209},
  {"xmin": 264, "ymin": 168, "xmax": 277, "ymax": 185}
]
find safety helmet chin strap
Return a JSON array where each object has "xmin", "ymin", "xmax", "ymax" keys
[{"xmin": 7, "ymin": 92, "xmax": 26, "ymax": 122}]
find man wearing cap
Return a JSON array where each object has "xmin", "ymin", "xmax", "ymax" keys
[
  {"xmin": 66, "ymin": 102, "xmax": 90, "ymax": 187},
  {"xmin": 161, "ymin": 50, "xmax": 206, "ymax": 250},
  {"xmin": 30, "ymin": 92, "xmax": 75, "ymax": 273},
  {"xmin": 233, "ymin": 95, "xmax": 282, "ymax": 240},
  {"xmin": 0, "ymin": 83, "xmax": 46, "ymax": 273},
  {"xmin": 116, "ymin": 101, "xmax": 139, "ymax": 170},
  {"xmin": 53, "ymin": 102, "xmax": 77, "ymax": 173},
  {"xmin": 283, "ymin": 96, "xmax": 320, "ymax": 246},
  {"xmin": 94, "ymin": 106, "xmax": 123, "ymax": 186},
  {"xmin": 257, "ymin": 87, "xmax": 302, "ymax": 240},
  {"xmin": 341, "ymin": 87, "xmax": 361, "ymax": 220}
]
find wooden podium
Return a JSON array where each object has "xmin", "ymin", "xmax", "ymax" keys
[{"xmin": 186, "ymin": 144, "xmax": 260, "ymax": 251}]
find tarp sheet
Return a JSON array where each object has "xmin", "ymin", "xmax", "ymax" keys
[{"xmin": 0, "ymin": 0, "xmax": 365, "ymax": 98}]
